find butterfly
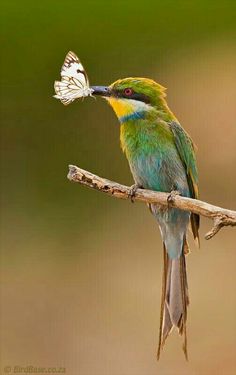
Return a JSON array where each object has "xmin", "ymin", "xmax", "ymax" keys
[{"xmin": 54, "ymin": 51, "xmax": 94, "ymax": 105}]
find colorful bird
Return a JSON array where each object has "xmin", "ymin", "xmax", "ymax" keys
[{"xmin": 91, "ymin": 78, "xmax": 200, "ymax": 359}]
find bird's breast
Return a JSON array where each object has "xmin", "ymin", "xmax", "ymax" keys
[{"xmin": 120, "ymin": 121, "xmax": 189, "ymax": 195}]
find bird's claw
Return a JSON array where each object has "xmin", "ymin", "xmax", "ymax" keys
[
  {"xmin": 128, "ymin": 184, "xmax": 140, "ymax": 203},
  {"xmin": 167, "ymin": 190, "xmax": 180, "ymax": 205}
]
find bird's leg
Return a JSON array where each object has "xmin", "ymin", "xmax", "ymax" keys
[
  {"xmin": 167, "ymin": 186, "xmax": 180, "ymax": 206},
  {"xmin": 128, "ymin": 183, "xmax": 142, "ymax": 203},
  {"xmin": 166, "ymin": 188, "xmax": 180, "ymax": 221}
]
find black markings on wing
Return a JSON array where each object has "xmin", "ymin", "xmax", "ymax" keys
[
  {"xmin": 76, "ymin": 68, "xmax": 89, "ymax": 84},
  {"xmin": 63, "ymin": 51, "xmax": 80, "ymax": 68},
  {"xmin": 54, "ymin": 51, "xmax": 91, "ymax": 105},
  {"xmin": 74, "ymin": 68, "xmax": 89, "ymax": 86},
  {"xmin": 60, "ymin": 51, "xmax": 89, "ymax": 85}
]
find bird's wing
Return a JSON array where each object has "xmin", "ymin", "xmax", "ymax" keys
[{"xmin": 169, "ymin": 121, "xmax": 200, "ymax": 243}]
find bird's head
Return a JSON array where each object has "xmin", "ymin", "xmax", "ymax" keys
[{"xmin": 91, "ymin": 77, "xmax": 169, "ymax": 123}]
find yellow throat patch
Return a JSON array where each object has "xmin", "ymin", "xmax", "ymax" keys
[{"xmin": 106, "ymin": 97, "xmax": 139, "ymax": 118}]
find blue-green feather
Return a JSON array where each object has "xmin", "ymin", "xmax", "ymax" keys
[{"xmin": 120, "ymin": 117, "xmax": 197, "ymax": 258}]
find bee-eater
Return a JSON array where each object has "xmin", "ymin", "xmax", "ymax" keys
[{"xmin": 91, "ymin": 78, "xmax": 199, "ymax": 359}]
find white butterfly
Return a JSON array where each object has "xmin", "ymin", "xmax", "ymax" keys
[{"xmin": 54, "ymin": 51, "xmax": 94, "ymax": 105}]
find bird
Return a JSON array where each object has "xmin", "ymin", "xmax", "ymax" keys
[{"xmin": 90, "ymin": 78, "xmax": 200, "ymax": 359}]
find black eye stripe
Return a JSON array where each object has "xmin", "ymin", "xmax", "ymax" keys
[
  {"xmin": 131, "ymin": 93, "xmax": 150, "ymax": 104},
  {"xmin": 112, "ymin": 89, "xmax": 150, "ymax": 104}
]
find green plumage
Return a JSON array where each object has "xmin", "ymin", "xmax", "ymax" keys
[{"xmin": 94, "ymin": 77, "xmax": 200, "ymax": 359}]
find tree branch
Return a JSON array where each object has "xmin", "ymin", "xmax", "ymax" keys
[{"xmin": 67, "ymin": 165, "xmax": 236, "ymax": 240}]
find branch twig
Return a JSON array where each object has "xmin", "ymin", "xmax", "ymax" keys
[{"xmin": 67, "ymin": 165, "xmax": 236, "ymax": 240}]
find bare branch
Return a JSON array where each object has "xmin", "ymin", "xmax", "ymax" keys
[{"xmin": 67, "ymin": 165, "xmax": 236, "ymax": 239}]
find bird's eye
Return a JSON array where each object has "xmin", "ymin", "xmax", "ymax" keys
[{"xmin": 124, "ymin": 88, "xmax": 133, "ymax": 96}]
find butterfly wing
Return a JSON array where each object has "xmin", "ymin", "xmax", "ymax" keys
[
  {"xmin": 54, "ymin": 76, "xmax": 86, "ymax": 105},
  {"xmin": 61, "ymin": 51, "xmax": 89, "ymax": 85},
  {"xmin": 54, "ymin": 51, "xmax": 92, "ymax": 105}
]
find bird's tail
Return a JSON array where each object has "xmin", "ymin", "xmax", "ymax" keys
[{"xmin": 157, "ymin": 238, "xmax": 189, "ymax": 360}]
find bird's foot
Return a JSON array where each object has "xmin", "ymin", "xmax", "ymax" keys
[
  {"xmin": 128, "ymin": 183, "xmax": 141, "ymax": 203},
  {"xmin": 167, "ymin": 190, "xmax": 180, "ymax": 206}
]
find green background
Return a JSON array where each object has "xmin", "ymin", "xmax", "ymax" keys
[{"xmin": 1, "ymin": 1, "xmax": 236, "ymax": 374}]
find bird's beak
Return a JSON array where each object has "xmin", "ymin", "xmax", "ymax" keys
[{"xmin": 90, "ymin": 86, "xmax": 111, "ymax": 97}]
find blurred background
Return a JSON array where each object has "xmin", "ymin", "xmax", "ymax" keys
[{"xmin": 1, "ymin": 1, "xmax": 236, "ymax": 374}]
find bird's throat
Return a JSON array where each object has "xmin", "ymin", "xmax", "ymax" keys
[{"xmin": 106, "ymin": 97, "xmax": 150, "ymax": 123}]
